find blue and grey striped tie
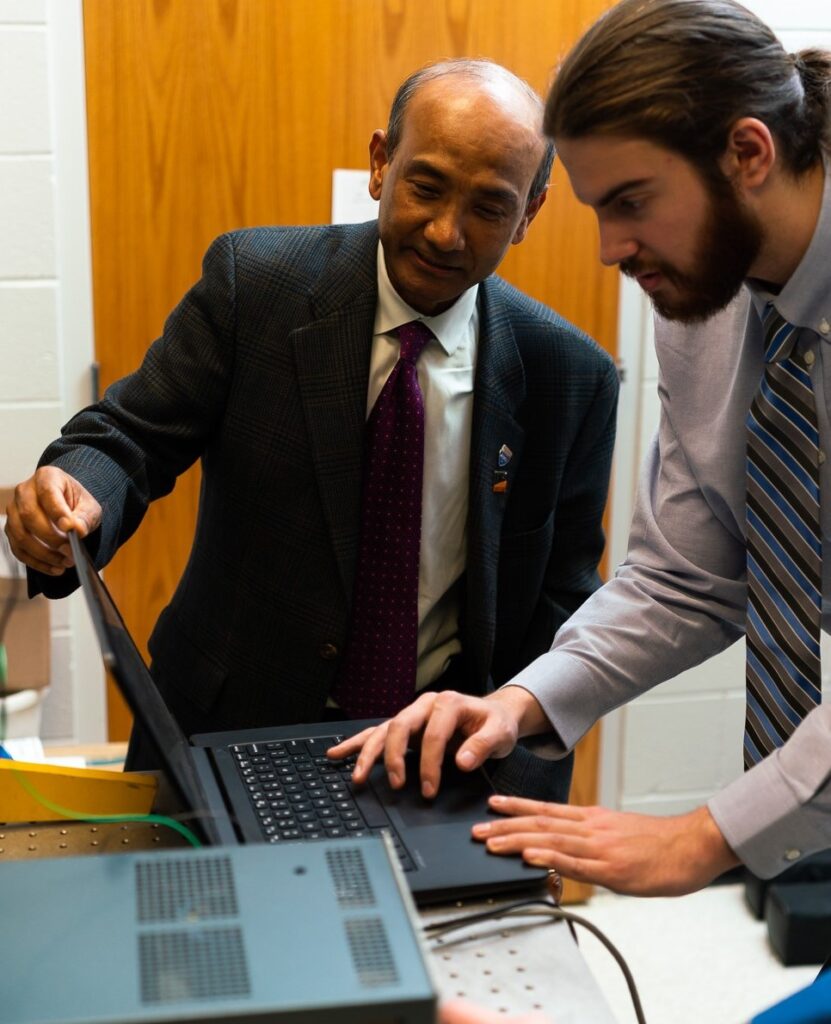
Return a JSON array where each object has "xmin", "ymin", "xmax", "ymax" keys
[{"xmin": 745, "ymin": 303, "xmax": 822, "ymax": 768}]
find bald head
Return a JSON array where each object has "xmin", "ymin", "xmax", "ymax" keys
[{"xmin": 386, "ymin": 59, "xmax": 555, "ymax": 202}]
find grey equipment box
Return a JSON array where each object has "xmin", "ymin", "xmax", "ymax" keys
[{"xmin": 1, "ymin": 835, "xmax": 437, "ymax": 1023}]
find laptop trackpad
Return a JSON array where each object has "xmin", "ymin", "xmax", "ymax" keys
[{"xmin": 370, "ymin": 753, "xmax": 492, "ymax": 826}]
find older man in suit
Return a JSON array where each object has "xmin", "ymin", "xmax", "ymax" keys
[{"xmin": 5, "ymin": 59, "xmax": 617, "ymax": 801}]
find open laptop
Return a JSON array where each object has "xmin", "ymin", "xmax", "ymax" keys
[{"xmin": 70, "ymin": 531, "xmax": 547, "ymax": 904}]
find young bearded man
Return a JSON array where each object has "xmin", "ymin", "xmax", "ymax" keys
[{"xmin": 341, "ymin": 0, "xmax": 831, "ymax": 902}]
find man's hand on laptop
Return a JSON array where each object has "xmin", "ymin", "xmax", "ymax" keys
[
  {"xmin": 470, "ymin": 798, "xmax": 740, "ymax": 897},
  {"xmin": 4, "ymin": 467, "xmax": 101, "ymax": 576},
  {"xmin": 327, "ymin": 686, "xmax": 549, "ymax": 798}
]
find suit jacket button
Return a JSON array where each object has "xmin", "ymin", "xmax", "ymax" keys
[{"xmin": 319, "ymin": 643, "xmax": 339, "ymax": 660}]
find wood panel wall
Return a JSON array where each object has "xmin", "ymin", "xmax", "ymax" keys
[{"xmin": 83, "ymin": 0, "xmax": 618, "ymax": 899}]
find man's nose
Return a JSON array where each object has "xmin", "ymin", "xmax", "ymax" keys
[
  {"xmin": 424, "ymin": 206, "xmax": 465, "ymax": 251},
  {"xmin": 598, "ymin": 221, "xmax": 638, "ymax": 267}
]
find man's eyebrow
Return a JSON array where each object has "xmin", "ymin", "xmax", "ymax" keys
[
  {"xmin": 477, "ymin": 185, "xmax": 521, "ymax": 208},
  {"xmin": 406, "ymin": 158, "xmax": 446, "ymax": 180},
  {"xmin": 405, "ymin": 158, "xmax": 520, "ymax": 206},
  {"xmin": 596, "ymin": 178, "xmax": 651, "ymax": 209}
]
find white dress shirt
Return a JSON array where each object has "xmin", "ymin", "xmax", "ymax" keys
[{"xmin": 370, "ymin": 243, "xmax": 478, "ymax": 688}]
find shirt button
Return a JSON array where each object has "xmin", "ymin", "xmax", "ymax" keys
[
  {"xmin": 784, "ymin": 848, "xmax": 802, "ymax": 862},
  {"xmin": 819, "ymin": 450, "xmax": 826, "ymax": 465},
  {"xmin": 804, "ymin": 349, "xmax": 816, "ymax": 366},
  {"xmin": 819, "ymin": 318, "xmax": 830, "ymax": 336},
  {"xmin": 319, "ymin": 643, "xmax": 339, "ymax": 660}
]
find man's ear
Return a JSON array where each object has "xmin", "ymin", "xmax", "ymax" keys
[
  {"xmin": 368, "ymin": 129, "xmax": 389, "ymax": 200},
  {"xmin": 511, "ymin": 186, "xmax": 548, "ymax": 245},
  {"xmin": 718, "ymin": 117, "xmax": 776, "ymax": 191}
]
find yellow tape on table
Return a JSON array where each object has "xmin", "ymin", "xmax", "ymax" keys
[{"xmin": 0, "ymin": 759, "xmax": 157, "ymax": 823}]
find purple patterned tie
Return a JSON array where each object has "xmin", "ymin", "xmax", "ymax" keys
[{"xmin": 332, "ymin": 320, "xmax": 433, "ymax": 719}]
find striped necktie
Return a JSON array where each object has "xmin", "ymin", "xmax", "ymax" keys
[{"xmin": 744, "ymin": 303, "xmax": 822, "ymax": 768}]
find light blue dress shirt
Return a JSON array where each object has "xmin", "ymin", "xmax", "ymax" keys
[{"xmin": 507, "ymin": 159, "xmax": 831, "ymax": 878}]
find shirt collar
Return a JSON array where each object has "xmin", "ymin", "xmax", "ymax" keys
[
  {"xmin": 374, "ymin": 241, "xmax": 478, "ymax": 356},
  {"xmin": 747, "ymin": 152, "xmax": 831, "ymax": 339}
]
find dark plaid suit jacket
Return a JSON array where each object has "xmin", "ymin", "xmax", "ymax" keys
[{"xmin": 33, "ymin": 221, "xmax": 617, "ymax": 799}]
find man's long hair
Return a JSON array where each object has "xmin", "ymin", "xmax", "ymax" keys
[{"xmin": 545, "ymin": 0, "xmax": 831, "ymax": 180}]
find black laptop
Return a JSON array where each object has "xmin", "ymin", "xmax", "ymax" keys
[{"xmin": 70, "ymin": 531, "xmax": 547, "ymax": 904}]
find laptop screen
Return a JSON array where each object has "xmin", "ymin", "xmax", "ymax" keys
[{"xmin": 69, "ymin": 530, "xmax": 217, "ymax": 842}]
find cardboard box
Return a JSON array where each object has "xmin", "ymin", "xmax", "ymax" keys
[{"xmin": 0, "ymin": 488, "xmax": 51, "ymax": 693}]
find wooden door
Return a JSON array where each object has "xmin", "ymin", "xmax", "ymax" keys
[{"xmin": 83, "ymin": 0, "xmax": 619, "ymax": 900}]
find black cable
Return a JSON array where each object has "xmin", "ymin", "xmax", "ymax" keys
[{"xmin": 424, "ymin": 897, "xmax": 647, "ymax": 1024}]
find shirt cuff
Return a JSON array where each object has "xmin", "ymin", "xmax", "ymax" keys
[
  {"xmin": 500, "ymin": 650, "xmax": 603, "ymax": 755},
  {"xmin": 708, "ymin": 752, "xmax": 831, "ymax": 878}
]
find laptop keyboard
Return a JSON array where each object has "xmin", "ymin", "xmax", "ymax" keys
[{"xmin": 230, "ymin": 738, "xmax": 415, "ymax": 871}]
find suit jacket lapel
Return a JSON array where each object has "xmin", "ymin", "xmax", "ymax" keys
[
  {"xmin": 293, "ymin": 224, "xmax": 378, "ymax": 601},
  {"xmin": 467, "ymin": 279, "xmax": 527, "ymax": 686},
  {"xmin": 293, "ymin": 245, "xmax": 528, "ymax": 675}
]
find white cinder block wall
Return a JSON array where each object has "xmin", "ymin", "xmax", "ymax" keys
[
  {"xmin": 0, "ymin": 0, "xmax": 104, "ymax": 742},
  {"xmin": 602, "ymin": 0, "xmax": 831, "ymax": 814}
]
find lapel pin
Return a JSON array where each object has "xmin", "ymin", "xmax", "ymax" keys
[
  {"xmin": 497, "ymin": 444, "xmax": 513, "ymax": 468},
  {"xmin": 492, "ymin": 470, "xmax": 508, "ymax": 494}
]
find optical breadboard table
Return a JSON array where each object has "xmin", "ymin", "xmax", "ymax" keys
[{"xmin": 422, "ymin": 896, "xmax": 618, "ymax": 1022}]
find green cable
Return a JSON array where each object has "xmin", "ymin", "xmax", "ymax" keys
[{"xmin": 10, "ymin": 766, "xmax": 202, "ymax": 848}]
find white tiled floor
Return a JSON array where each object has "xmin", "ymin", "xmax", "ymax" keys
[{"xmin": 572, "ymin": 883, "xmax": 819, "ymax": 1023}]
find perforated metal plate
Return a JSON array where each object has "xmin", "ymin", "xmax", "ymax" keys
[
  {"xmin": 136, "ymin": 854, "xmax": 237, "ymax": 923},
  {"xmin": 344, "ymin": 917, "xmax": 399, "ymax": 988},
  {"xmin": 327, "ymin": 845, "xmax": 376, "ymax": 908},
  {"xmin": 0, "ymin": 819, "xmax": 188, "ymax": 859},
  {"xmin": 139, "ymin": 927, "xmax": 251, "ymax": 1004}
]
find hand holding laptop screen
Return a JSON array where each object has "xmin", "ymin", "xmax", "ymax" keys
[{"xmin": 4, "ymin": 467, "xmax": 101, "ymax": 577}]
